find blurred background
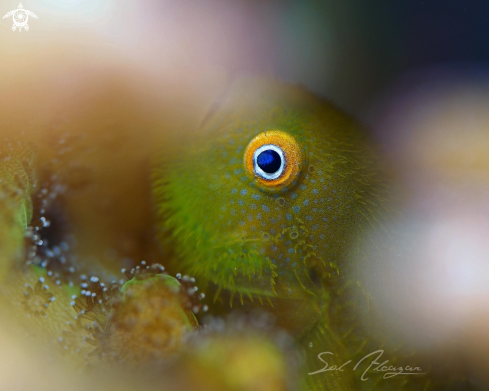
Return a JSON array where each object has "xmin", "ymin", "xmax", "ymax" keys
[
  {"xmin": 2, "ymin": 0, "xmax": 489, "ymax": 389},
  {"xmin": 3, "ymin": 0, "xmax": 489, "ymax": 115}
]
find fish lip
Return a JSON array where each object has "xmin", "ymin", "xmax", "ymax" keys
[{"xmin": 196, "ymin": 236, "xmax": 278, "ymax": 297}]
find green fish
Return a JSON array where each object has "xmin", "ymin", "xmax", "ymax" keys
[{"xmin": 153, "ymin": 78, "xmax": 416, "ymax": 390}]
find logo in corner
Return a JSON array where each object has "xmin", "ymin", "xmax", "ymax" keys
[{"xmin": 3, "ymin": 3, "xmax": 38, "ymax": 32}]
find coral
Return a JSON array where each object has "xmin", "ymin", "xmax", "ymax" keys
[
  {"xmin": 0, "ymin": 136, "xmax": 35, "ymax": 281},
  {"xmin": 108, "ymin": 272, "xmax": 199, "ymax": 363},
  {"xmin": 70, "ymin": 262, "xmax": 206, "ymax": 365},
  {"xmin": 21, "ymin": 277, "xmax": 55, "ymax": 318}
]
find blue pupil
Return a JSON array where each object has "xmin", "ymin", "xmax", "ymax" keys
[{"xmin": 257, "ymin": 149, "xmax": 281, "ymax": 174}]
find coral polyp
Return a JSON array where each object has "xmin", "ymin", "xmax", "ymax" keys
[
  {"xmin": 0, "ymin": 134, "xmax": 207, "ymax": 372},
  {"xmin": 109, "ymin": 273, "xmax": 198, "ymax": 362}
]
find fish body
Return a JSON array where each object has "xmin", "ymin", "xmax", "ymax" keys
[
  {"xmin": 155, "ymin": 78, "xmax": 385, "ymax": 297},
  {"xmin": 154, "ymin": 78, "xmax": 397, "ymax": 390}
]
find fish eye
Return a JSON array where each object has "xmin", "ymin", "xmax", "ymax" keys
[
  {"xmin": 254, "ymin": 145, "xmax": 284, "ymax": 179},
  {"xmin": 244, "ymin": 130, "xmax": 304, "ymax": 192}
]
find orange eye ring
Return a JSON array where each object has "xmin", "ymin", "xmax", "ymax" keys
[{"xmin": 243, "ymin": 130, "xmax": 304, "ymax": 192}]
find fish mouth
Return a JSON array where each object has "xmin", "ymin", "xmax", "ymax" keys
[
  {"xmin": 202, "ymin": 246, "xmax": 278, "ymax": 298},
  {"xmin": 197, "ymin": 231, "xmax": 319, "ymax": 302}
]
